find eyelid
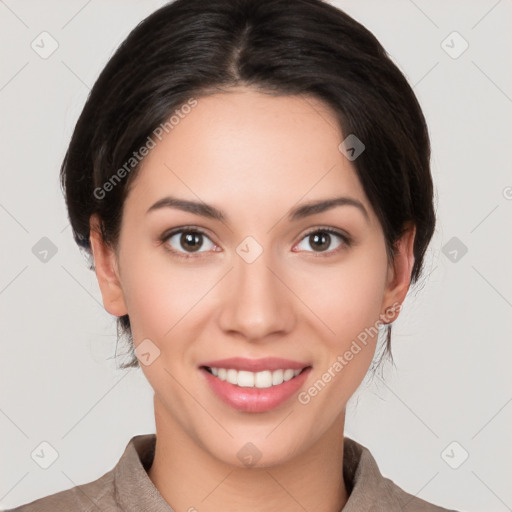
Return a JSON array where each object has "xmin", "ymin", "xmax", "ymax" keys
[
  {"xmin": 161, "ymin": 225, "xmax": 213, "ymax": 240},
  {"xmin": 300, "ymin": 225, "xmax": 351, "ymax": 242}
]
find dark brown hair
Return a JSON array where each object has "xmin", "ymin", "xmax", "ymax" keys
[{"xmin": 60, "ymin": 0, "xmax": 435, "ymax": 369}]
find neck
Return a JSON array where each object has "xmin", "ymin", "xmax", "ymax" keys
[{"xmin": 147, "ymin": 396, "xmax": 348, "ymax": 512}]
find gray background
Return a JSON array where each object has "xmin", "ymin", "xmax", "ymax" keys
[{"xmin": 1, "ymin": 0, "xmax": 511, "ymax": 510}]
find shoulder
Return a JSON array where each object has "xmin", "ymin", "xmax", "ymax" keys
[
  {"xmin": 380, "ymin": 474, "xmax": 459, "ymax": 512},
  {"xmin": 343, "ymin": 437, "xmax": 461, "ymax": 512},
  {"xmin": 3, "ymin": 434, "xmax": 157, "ymax": 512},
  {"xmin": 3, "ymin": 468, "xmax": 118, "ymax": 512}
]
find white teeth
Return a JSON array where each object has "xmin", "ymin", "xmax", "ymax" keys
[
  {"xmin": 207, "ymin": 367, "xmax": 303, "ymax": 388},
  {"xmin": 283, "ymin": 369, "xmax": 295, "ymax": 381},
  {"xmin": 226, "ymin": 369, "xmax": 238, "ymax": 385},
  {"xmin": 272, "ymin": 369, "xmax": 284, "ymax": 385},
  {"xmin": 237, "ymin": 370, "xmax": 254, "ymax": 387},
  {"xmin": 255, "ymin": 370, "xmax": 272, "ymax": 388}
]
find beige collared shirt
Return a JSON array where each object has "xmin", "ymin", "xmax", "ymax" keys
[{"xmin": 6, "ymin": 434, "xmax": 459, "ymax": 511}]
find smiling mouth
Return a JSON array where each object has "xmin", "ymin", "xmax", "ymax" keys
[{"xmin": 201, "ymin": 365, "xmax": 311, "ymax": 389}]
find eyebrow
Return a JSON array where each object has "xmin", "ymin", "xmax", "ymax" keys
[{"xmin": 146, "ymin": 195, "xmax": 369, "ymax": 223}]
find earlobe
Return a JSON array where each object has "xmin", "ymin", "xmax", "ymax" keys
[
  {"xmin": 381, "ymin": 222, "xmax": 416, "ymax": 323},
  {"xmin": 89, "ymin": 214, "xmax": 128, "ymax": 317}
]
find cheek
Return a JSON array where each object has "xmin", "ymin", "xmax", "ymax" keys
[
  {"xmin": 294, "ymin": 250, "xmax": 389, "ymax": 410},
  {"xmin": 118, "ymin": 241, "xmax": 218, "ymax": 344},
  {"xmin": 295, "ymin": 244, "xmax": 389, "ymax": 342}
]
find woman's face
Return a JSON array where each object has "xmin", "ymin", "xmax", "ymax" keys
[{"xmin": 90, "ymin": 87, "xmax": 413, "ymax": 467}]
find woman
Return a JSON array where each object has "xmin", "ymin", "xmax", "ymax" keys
[{"xmin": 7, "ymin": 0, "xmax": 459, "ymax": 510}]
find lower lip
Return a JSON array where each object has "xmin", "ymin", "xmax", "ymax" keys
[{"xmin": 200, "ymin": 367, "xmax": 312, "ymax": 413}]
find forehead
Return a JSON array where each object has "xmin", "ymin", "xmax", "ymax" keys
[{"xmin": 124, "ymin": 88, "xmax": 372, "ymax": 221}]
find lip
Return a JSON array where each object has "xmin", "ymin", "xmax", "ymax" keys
[
  {"xmin": 199, "ymin": 357, "xmax": 310, "ymax": 372},
  {"xmin": 200, "ymin": 366, "xmax": 312, "ymax": 413}
]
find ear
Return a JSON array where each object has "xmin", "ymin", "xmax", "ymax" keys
[
  {"xmin": 89, "ymin": 213, "xmax": 128, "ymax": 317},
  {"xmin": 380, "ymin": 222, "xmax": 416, "ymax": 323}
]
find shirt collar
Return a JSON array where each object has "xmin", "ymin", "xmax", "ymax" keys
[
  {"xmin": 115, "ymin": 434, "xmax": 174, "ymax": 511},
  {"xmin": 114, "ymin": 433, "xmax": 401, "ymax": 511},
  {"xmin": 342, "ymin": 435, "xmax": 402, "ymax": 510}
]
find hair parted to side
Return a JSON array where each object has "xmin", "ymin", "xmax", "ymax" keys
[{"xmin": 60, "ymin": 0, "xmax": 435, "ymax": 370}]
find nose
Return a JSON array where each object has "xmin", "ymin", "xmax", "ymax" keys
[{"xmin": 217, "ymin": 249, "xmax": 296, "ymax": 342}]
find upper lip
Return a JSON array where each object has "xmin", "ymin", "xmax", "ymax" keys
[{"xmin": 200, "ymin": 357, "xmax": 311, "ymax": 372}]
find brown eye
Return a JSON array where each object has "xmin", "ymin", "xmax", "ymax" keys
[
  {"xmin": 309, "ymin": 232, "xmax": 331, "ymax": 251},
  {"xmin": 180, "ymin": 231, "xmax": 203, "ymax": 252},
  {"xmin": 163, "ymin": 229, "xmax": 216, "ymax": 256},
  {"xmin": 295, "ymin": 228, "xmax": 349, "ymax": 253}
]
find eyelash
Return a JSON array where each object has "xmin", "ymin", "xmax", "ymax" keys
[{"xmin": 159, "ymin": 226, "xmax": 352, "ymax": 260}]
